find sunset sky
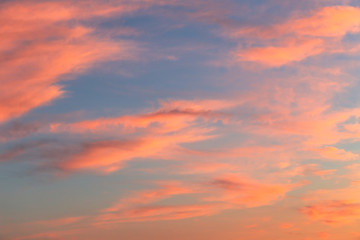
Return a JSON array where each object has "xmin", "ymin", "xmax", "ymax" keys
[{"xmin": 1, "ymin": 0, "xmax": 360, "ymax": 239}]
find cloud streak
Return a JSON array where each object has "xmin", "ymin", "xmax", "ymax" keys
[
  {"xmin": 0, "ymin": 0, "xmax": 148, "ymax": 123},
  {"xmin": 232, "ymin": 5, "xmax": 360, "ymax": 66}
]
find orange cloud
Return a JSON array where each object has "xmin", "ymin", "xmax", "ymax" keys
[
  {"xmin": 235, "ymin": 74, "xmax": 360, "ymax": 156},
  {"xmin": 343, "ymin": 122, "xmax": 360, "ymax": 134},
  {"xmin": 95, "ymin": 182, "xmax": 222, "ymax": 224},
  {"xmin": 282, "ymin": 6, "xmax": 360, "ymax": 37},
  {"xmin": 44, "ymin": 99, "xmax": 233, "ymax": 173},
  {"xmin": 50, "ymin": 99, "xmax": 234, "ymax": 133},
  {"xmin": 94, "ymin": 173, "xmax": 302, "ymax": 225},
  {"xmin": 58, "ymin": 127, "xmax": 214, "ymax": 173},
  {"xmin": 0, "ymin": 0, "xmax": 163, "ymax": 123},
  {"xmin": 103, "ymin": 181, "xmax": 195, "ymax": 213},
  {"xmin": 33, "ymin": 216, "xmax": 84, "ymax": 227},
  {"xmin": 301, "ymin": 200, "xmax": 360, "ymax": 224},
  {"xmin": 278, "ymin": 164, "xmax": 337, "ymax": 178},
  {"xmin": 313, "ymin": 146, "xmax": 359, "ymax": 161},
  {"xmin": 236, "ymin": 38, "xmax": 324, "ymax": 67},
  {"xmin": 233, "ymin": 6, "xmax": 360, "ymax": 66},
  {"xmin": 176, "ymin": 162, "xmax": 235, "ymax": 174},
  {"xmin": 300, "ymin": 182, "xmax": 360, "ymax": 225},
  {"xmin": 204, "ymin": 174, "xmax": 301, "ymax": 208},
  {"xmin": 0, "ymin": 98, "xmax": 233, "ymax": 171},
  {"xmin": 97, "ymin": 204, "xmax": 222, "ymax": 224}
]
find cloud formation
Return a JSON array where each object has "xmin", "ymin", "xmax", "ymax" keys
[
  {"xmin": 0, "ymin": 0, "xmax": 146, "ymax": 123},
  {"xmin": 233, "ymin": 6, "xmax": 360, "ymax": 66}
]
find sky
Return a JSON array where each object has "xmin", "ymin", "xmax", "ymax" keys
[{"xmin": 1, "ymin": 0, "xmax": 360, "ymax": 239}]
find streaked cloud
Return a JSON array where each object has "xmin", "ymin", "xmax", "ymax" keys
[{"xmin": 232, "ymin": 5, "xmax": 360, "ymax": 66}]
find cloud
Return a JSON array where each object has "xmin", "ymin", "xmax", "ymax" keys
[
  {"xmin": 312, "ymin": 146, "xmax": 359, "ymax": 161},
  {"xmin": 300, "ymin": 183, "xmax": 360, "ymax": 225},
  {"xmin": 97, "ymin": 204, "xmax": 221, "ymax": 224},
  {"xmin": 301, "ymin": 200, "xmax": 360, "ymax": 224},
  {"xmin": 343, "ymin": 122, "xmax": 360, "ymax": 134},
  {"xmin": 232, "ymin": 6, "xmax": 360, "ymax": 66},
  {"xmin": 0, "ymin": 140, "xmax": 50, "ymax": 163},
  {"xmin": 33, "ymin": 216, "xmax": 85, "ymax": 227},
  {"xmin": 277, "ymin": 164, "xmax": 337, "ymax": 178},
  {"xmin": 0, "ymin": 120, "xmax": 49, "ymax": 142},
  {"xmin": 204, "ymin": 174, "xmax": 302, "ymax": 208},
  {"xmin": 95, "ymin": 181, "xmax": 221, "ymax": 224},
  {"xmin": 232, "ymin": 73, "xmax": 360, "ymax": 155},
  {"xmin": 175, "ymin": 162, "xmax": 235, "ymax": 175},
  {"xmin": 0, "ymin": 0, "xmax": 159, "ymax": 123},
  {"xmin": 4, "ymin": 2, "xmax": 360, "ymax": 238},
  {"xmin": 282, "ymin": 6, "xmax": 360, "ymax": 37},
  {"xmin": 41, "ymin": 99, "xmax": 231, "ymax": 173},
  {"xmin": 236, "ymin": 38, "xmax": 324, "ymax": 67},
  {"xmin": 0, "ymin": 98, "xmax": 234, "ymax": 173},
  {"xmin": 50, "ymin": 99, "xmax": 235, "ymax": 133},
  {"xmin": 103, "ymin": 181, "xmax": 195, "ymax": 213},
  {"xmin": 56, "ymin": 129, "xmax": 215, "ymax": 173},
  {"xmin": 94, "ymin": 173, "xmax": 302, "ymax": 225}
]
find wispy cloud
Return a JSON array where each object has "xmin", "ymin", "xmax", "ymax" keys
[
  {"xmin": 231, "ymin": 6, "xmax": 360, "ymax": 66},
  {"xmin": 0, "ymin": 0, "xmax": 152, "ymax": 123}
]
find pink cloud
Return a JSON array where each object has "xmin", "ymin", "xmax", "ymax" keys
[
  {"xmin": 312, "ymin": 146, "xmax": 359, "ymax": 161},
  {"xmin": 232, "ymin": 6, "xmax": 360, "ymax": 66},
  {"xmin": 204, "ymin": 174, "xmax": 302, "ymax": 208},
  {"xmin": 96, "ymin": 204, "xmax": 222, "ymax": 224},
  {"xmin": 282, "ymin": 6, "xmax": 360, "ymax": 37},
  {"xmin": 300, "ymin": 182, "xmax": 360, "ymax": 225},
  {"xmin": 95, "ymin": 181, "xmax": 222, "ymax": 224},
  {"xmin": 33, "ymin": 216, "xmax": 85, "ymax": 227},
  {"xmin": 50, "ymin": 99, "xmax": 234, "ymax": 133},
  {"xmin": 230, "ymin": 73, "xmax": 360, "ymax": 162},
  {"xmin": 175, "ymin": 162, "xmax": 235, "ymax": 174},
  {"xmin": 94, "ymin": 173, "xmax": 302, "ymax": 225},
  {"xmin": 0, "ymin": 0, "xmax": 184, "ymax": 123},
  {"xmin": 236, "ymin": 38, "xmax": 324, "ymax": 67},
  {"xmin": 103, "ymin": 181, "xmax": 195, "ymax": 213},
  {"xmin": 277, "ymin": 164, "xmax": 337, "ymax": 178},
  {"xmin": 301, "ymin": 200, "xmax": 360, "ymax": 224},
  {"xmin": 343, "ymin": 122, "xmax": 360, "ymax": 134},
  {"xmin": 57, "ymin": 127, "xmax": 215, "ymax": 173},
  {"xmin": 45, "ymin": 99, "xmax": 232, "ymax": 173}
]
